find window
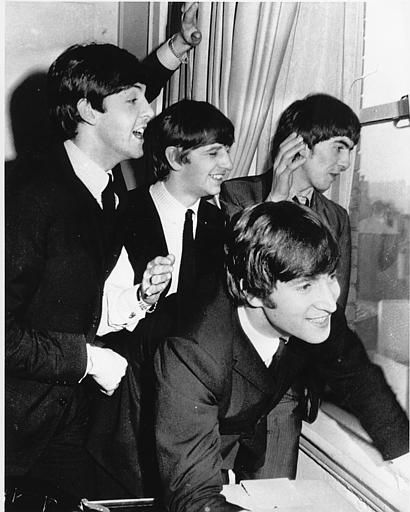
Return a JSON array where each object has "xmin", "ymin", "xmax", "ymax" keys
[
  {"xmin": 351, "ymin": 2, "xmax": 409, "ymax": 415},
  {"xmin": 299, "ymin": 4, "xmax": 410, "ymax": 510}
]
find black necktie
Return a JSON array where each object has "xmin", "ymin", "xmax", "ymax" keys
[
  {"xmin": 292, "ymin": 195, "xmax": 310, "ymax": 207},
  {"xmin": 101, "ymin": 175, "xmax": 116, "ymax": 215},
  {"xmin": 178, "ymin": 209, "xmax": 196, "ymax": 310},
  {"xmin": 101, "ymin": 175, "xmax": 117, "ymax": 251},
  {"xmin": 268, "ymin": 337, "xmax": 287, "ymax": 371}
]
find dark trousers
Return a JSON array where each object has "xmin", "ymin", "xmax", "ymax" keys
[{"xmin": 6, "ymin": 385, "xmax": 98, "ymax": 510}]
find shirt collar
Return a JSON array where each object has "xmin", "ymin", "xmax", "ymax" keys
[
  {"xmin": 64, "ymin": 139, "xmax": 111, "ymax": 206},
  {"xmin": 237, "ymin": 306, "xmax": 280, "ymax": 367},
  {"xmin": 150, "ymin": 180, "xmax": 200, "ymax": 221},
  {"xmin": 288, "ymin": 186, "xmax": 314, "ymax": 205}
]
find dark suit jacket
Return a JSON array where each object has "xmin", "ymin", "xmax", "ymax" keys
[
  {"xmin": 5, "ymin": 144, "xmax": 128, "ymax": 475},
  {"xmin": 5, "ymin": 54, "xmax": 174, "ymax": 478},
  {"xmin": 87, "ymin": 185, "xmax": 226, "ymax": 497},
  {"xmin": 219, "ymin": 170, "xmax": 352, "ymax": 310},
  {"xmin": 124, "ymin": 186, "xmax": 226, "ymax": 360},
  {"xmin": 155, "ymin": 286, "xmax": 409, "ymax": 512}
]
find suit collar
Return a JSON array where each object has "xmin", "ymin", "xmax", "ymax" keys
[
  {"xmin": 258, "ymin": 169, "xmax": 272, "ymax": 201},
  {"xmin": 231, "ymin": 307, "xmax": 277, "ymax": 395}
]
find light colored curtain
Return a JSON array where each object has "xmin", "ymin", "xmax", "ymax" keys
[{"xmin": 148, "ymin": 2, "xmax": 364, "ymax": 209}]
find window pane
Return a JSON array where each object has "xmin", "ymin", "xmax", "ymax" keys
[
  {"xmin": 353, "ymin": 122, "xmax": 409, "ymax": 406},
  {"xmin": 362, "ymin": 2, "xmax": 410, "ymax": 107}
]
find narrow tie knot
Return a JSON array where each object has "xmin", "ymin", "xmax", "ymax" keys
[{"xmin": 292, "ymin": 195, "xmax": 309, "ymax": 207}]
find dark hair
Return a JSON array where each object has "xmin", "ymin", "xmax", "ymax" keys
[
  {"xmin": 271, "ymin": 93, "xmax": 361, "ymax": 160},
  {"xmin": 47, "ymin": 43, "xmax": 148, "ymax": 139},
  {"xmin": 143, "ymin": 99, "xmax": 235, "ymax": 181},
  {"xmin": 225, "ymin": 201, "xmax": 340, "ymax": 306}
]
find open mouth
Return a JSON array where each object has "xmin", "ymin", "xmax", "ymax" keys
[
  {"xmin": 209, "ymin": 173, "xmax": 226, "ymax": 182},
  {"xmin": 308, "ymin": 315, "xmax": 330, "ymax": 327},
  {"xmin": 133, "ymin": 127, "xmax": 145, "ymax": 139}
]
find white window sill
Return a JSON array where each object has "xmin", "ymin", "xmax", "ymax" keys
[{"xmin": 299, "ymin": 404, "xmax": 409, "ymax": 512}]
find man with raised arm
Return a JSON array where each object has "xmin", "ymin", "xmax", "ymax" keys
[{"xmin": 5, "ymin": 4, "xmax": 201, "ymax": 508}]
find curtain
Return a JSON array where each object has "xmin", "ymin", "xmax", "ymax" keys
[{"xmin": 156, "ymin": 2, "xmax": 364, "ymax": 209}]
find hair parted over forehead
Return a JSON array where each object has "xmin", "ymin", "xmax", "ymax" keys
[
  {"xmin": 271, "ymin": 93, "xmax": 361, "ymax": 160},
  {"xmin": 47, "ymin": 43, "xmax": 148, "ymax": 140},
  {"xmin": 143, "ymin": 99, "xmax": 235, "ymax": 181},
  {"xmin": 225, "ymin": 201, "xmax": 340, "ymax": 306}
]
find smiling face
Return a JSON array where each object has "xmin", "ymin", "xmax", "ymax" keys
[
  {"xmin": 169, "ymin": 142, "xmax": 233, "ymax": 205},
  {"xmin": 296, "ymin": 136, "xmax": 355, "ymax": 193},
  {"xmin": 246, "ymin": 273, "xmax": 340, "ymax": 343},
  {"xmin": 93, "ymin": 83, "xmax": 154, "ymax": 167}
]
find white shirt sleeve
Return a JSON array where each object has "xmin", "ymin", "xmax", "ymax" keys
[
  {"xmin": 97, "ymin": 247, "xmax": 146, "ymax": 336},
  {"xmin": 156, "ymin": 39, "xmax": 184, "ymax": 70}
]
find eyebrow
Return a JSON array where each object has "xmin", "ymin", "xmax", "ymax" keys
[
  {"xmin": 289, "ymin": 276, "xmax": 317, "ymax": 285},
  {"xmin": 201, "ymin": 143, "xmax": 224, "ymax": 151},
  {"xmin": 335, "ymin": 139, "xmax": 354, "ymax": 150}
]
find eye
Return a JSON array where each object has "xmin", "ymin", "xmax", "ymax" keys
[
  {"xmin": 296, "ymin": 281, "xmax": 312, "ymax": 292},
  {"xmin": 329, "ymin": 272, "xmax": 338, "ymax": 283}
]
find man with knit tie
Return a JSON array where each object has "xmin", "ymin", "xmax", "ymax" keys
[
  {"xmin": 178, "ymin": 208, "xmax": 196, "ymax": 316},
  {"xmin": 219, "ymin": 93, "xmax": 361, "ymax": 479},
  {"xmin": 87, "ymin": 99, "xmax": 235, "ymax": 497},
  {"xmin": 155, "ymin": 202, "xmax": 409, "ymax": 512}
]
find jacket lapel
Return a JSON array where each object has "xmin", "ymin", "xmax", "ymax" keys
[
  {"xmin": 53, "ymin": 145, "xmax": 107, "ymax": 275},
  {"xmin": 261, "ymin": 169, "xmax": 274, "ymax": 201},
  {"xmin": 125, "ymin": 188, "xmax": 169, "ymax": 283},
  {"xmin": 231, "ymin": 309, "xmax": 277, "ymax": 395}
]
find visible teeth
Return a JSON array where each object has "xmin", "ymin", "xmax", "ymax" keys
[
  {"xmin": 133, "ymin": 128, "xmax": 144, "ymax": 139},
  {"xmin": 309, "ymin": 316, "xmax": 329, "ymax": 326}
]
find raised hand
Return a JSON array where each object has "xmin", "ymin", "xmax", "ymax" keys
[
  {"xmin": 171, "ymin": 2, "xmax": 202, "ymax": 54},
  {"xmin": 180, "ymin": 2, "xmax": 202, "ymax": 46},
  {"xmin": 267, "ymin": 133, "xmax": 307, "ymax": 202},
  {"xmin": 140, "ymin": 254, "xmax": 175, "ymax": 306}
]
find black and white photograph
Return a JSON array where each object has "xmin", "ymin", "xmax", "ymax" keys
[{"xmin": 4, "ymin": 2, "xmax": 410, "ymax": 511}]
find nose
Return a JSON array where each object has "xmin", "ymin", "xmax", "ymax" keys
[
  {"xmin": 141, "ymin": 95, "xmax": 155, "ymax": 121},
  {"xmin": 219, "ymin": 147, "xmax": 233, "ymax": 171},
  {"xmin": 315, "ymin": 277, "xmax": 339, "ymax": 312},
  {"xmin": 338, "ymin": 150, "xmax": 351, "ymax": 172}
]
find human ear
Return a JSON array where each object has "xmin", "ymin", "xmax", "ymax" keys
[
  {"xmin": 245, "ymin": 294, "xmax": 265, "ymax": 308},
  {"xmin": 165, "ymin": 146, "xmax": 183, "ymax": 171},
  {"xmin": 76, "ymin": 98, "xmax": 97, "ymax": 126},
  {"xmin": 239, "ymin": 279, "xmax": 265, "ymax": 308}
]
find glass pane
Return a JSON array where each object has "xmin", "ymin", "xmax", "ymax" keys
[
  {"xmin": 354, "ymin": 121, "xmax": 410, "ymax": 376},
  {"xmin": 362, "ymin": 2, "xmax": 410, "ymax": 107}
]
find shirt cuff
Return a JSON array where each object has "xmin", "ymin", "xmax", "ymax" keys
[
  {"xmin": 156, "ymin": 39, "xmax": 184, "ymax": 70},
  {"xmin": 97, "ymin": 284, "xmax": 146, "ymax": 336}
]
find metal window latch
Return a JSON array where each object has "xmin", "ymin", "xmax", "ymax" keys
[
  {"xmin": 360, "ymin": 94, "xmax": 410, "ymax": 127},
  {"xmin": 393, "ymin": 94, "xmax": 410, "ymax": 128}
]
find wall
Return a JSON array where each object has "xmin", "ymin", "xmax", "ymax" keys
[{"xmin": 5, "ymin": 1, "xmax": 120, "ymax": 161}]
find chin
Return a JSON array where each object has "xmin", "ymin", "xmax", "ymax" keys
[{"xmin": 303, "ymin": 327, "xmax": 331, "ymax": 344}]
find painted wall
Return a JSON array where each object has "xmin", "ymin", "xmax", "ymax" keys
[{"xmin": 5, "ymin": 1, "xmax": 120, "ymax": 161}]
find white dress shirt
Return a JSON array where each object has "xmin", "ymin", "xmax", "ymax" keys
[
  {"xmin": 237, "ymin": 306, "xmax": 281, "ymax": 367},
  {"xmin": 97, "ymin": 181, "xmax": 200, "ymax": 335},
  {"xmin": 64, "ymin": 139, "xmax": 111, "ymax": 205}
]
